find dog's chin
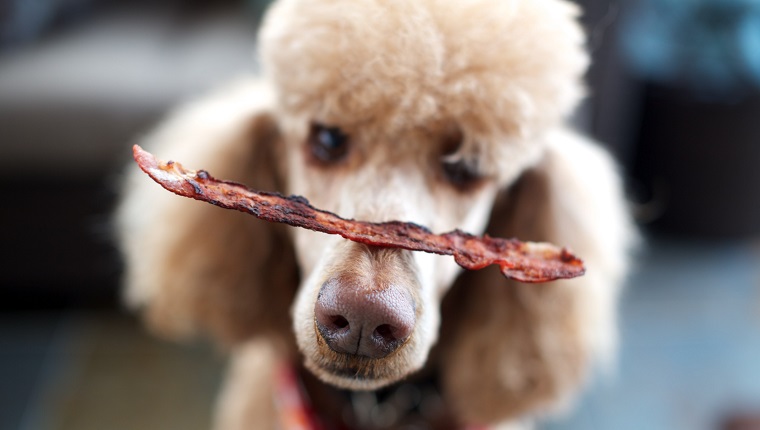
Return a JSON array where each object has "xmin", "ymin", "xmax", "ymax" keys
[
  {"xmin": 304, "ymin": 359, "xmax": 405, "ymax": 391},
  {"xmin": 300, "ymin": 328, "xmax": 425, "ymax": 391}
]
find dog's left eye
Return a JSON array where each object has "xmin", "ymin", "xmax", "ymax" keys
[
  {"xmin": 309, "ymin": 123, "xmax": 349, "ymax": 164},
  {"xmin": 442, "ymin": 159, "xmax": 482, "ymax": 190},
  {"xmin": 439, "ymin": 127, "xmax": 483, "ymax": 190}
]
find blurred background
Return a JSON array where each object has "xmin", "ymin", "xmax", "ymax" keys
[{"xmin": 1, "ymin": 0, "xmax": 759, "ymax": 429}]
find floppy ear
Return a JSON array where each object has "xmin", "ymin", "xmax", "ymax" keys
[
  {"xmin": 116, "ymin": 79, "xmax": 299, "ymax": 347},
  {"xmin": 439, "ymin": 129, "xmax": 635, "ymax": 425}
]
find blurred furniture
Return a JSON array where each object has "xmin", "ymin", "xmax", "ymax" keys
[
  {"xmin": 0, "ymin": 1, "xmax": 260, "ymax": 308},
  {"xmin": 622, "ymin": 0, "xmax": 760, "ymax": 238},
  {"xmin": 633, "ymin": 85, "xmax": 760, "ymax": 238}
]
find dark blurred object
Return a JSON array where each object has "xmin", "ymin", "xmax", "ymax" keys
[
  {"xmin": 0, "ymin": 0, "xmax": 261, "ymax": 309},
  {"xmin": 633, "ymin": 84, "xmax": 760, "ymax": 238},
  {"xmin": 620, "ymin": 0, "xmax": 760, "ymax": 238},
  {"xmin": 0, "ymin": 177, "xmax": 120, "ymax": 310}
]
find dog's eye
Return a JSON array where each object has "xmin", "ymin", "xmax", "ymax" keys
[
  {"xmin": 308, "ymin": 123, "xmax": 349, "ymax": 164},
  {"xmin": 439, "ymin": 127, "xmax": 482, "ymax": 190},
  {"xmin": 442, "ymin": 159, "xmax": 483, "ymax": 190}
]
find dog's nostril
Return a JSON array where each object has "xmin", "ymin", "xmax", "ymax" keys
[
  {"xmin": 331, "ymin": 315, "xmax": 349, "ymax": 329},
  {"xmin": 374, "ymin": 324, "xmax": 396, "ymax": 342}
]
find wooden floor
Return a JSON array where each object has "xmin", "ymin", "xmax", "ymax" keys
[
  {"xmin": 0, "ymin": 312, "xmax": 222, "ymax": 430},
  {"xmin": 1, "ymin": 238, "xmax": 759, "ymax": 430}
]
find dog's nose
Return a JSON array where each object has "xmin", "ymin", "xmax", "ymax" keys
[{"xmin": 315, "ymin": 277, "xmax": 415, "ymax": 359}]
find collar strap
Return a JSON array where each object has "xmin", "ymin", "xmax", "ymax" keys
[{"xmin": 274, "ymin": 364, "xmax": 327, "ymax": 430}]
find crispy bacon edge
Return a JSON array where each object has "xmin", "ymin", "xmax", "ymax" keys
[{"xmin": 132, "ymin": 144, "xmax": 585, "ymax": 283}]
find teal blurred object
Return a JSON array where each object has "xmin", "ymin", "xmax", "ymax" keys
[
  {"xmin": 740, "ymin": 10, "xmax": 760, "ymax": 87},
  {"xmin": 622, "ymin": 0, "xmax": 760, "ymax": 97}
]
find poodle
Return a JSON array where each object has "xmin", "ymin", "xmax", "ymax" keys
[{"xmin": 116, "ymin": 0, "xmax": 635, "ymax": 428}]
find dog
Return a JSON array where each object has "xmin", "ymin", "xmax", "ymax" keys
[{"xmin": 116, "ymin": 0, "xmax": 634, "ymax": 428}]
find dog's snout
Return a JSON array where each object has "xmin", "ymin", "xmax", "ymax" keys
[{"xmin": 315, "ymin": 277, "xmax": 415, "ymax": 359}]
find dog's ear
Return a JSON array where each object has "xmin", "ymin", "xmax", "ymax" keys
[
  {"xmin": 439, "ymin": 129, "xmax": 635, "ymax": 425},
  {"xmin": 116, "ymin": 80, "xmax": 299, "ymax": 347}
]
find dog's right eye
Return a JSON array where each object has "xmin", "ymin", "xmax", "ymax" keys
[
  {"xmin": 442, "ymin": 158, "xmax": 483, "ymax": 190},
  {"xmin": 308, "ymin": 123, "xmax": 349, "ymax": 164},
  {"xmin": 439, "ymin": 126, "xmax": 484, "ymax": 191}
]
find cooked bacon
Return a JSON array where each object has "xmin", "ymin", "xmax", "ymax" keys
[{"xmin": 132, "ymin": 145, "xmax": 585, "ymax": 283}]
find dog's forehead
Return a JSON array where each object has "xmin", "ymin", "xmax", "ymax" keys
[{"xmin": 261, "ymin": 0, "xmax": 588, "ymax": 139}]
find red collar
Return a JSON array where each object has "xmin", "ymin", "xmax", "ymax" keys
[
  {"xmin": 274, "ymin": 364, "xmax": 330, "ymax": 430},
  {"xmin": 274, "ymin": 364, "xmax": 489, "ymax": 430}
]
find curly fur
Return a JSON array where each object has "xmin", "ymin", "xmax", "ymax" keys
[{"xmin": 116, "ymin": 0, "xmax": 635, "ymax": 428}]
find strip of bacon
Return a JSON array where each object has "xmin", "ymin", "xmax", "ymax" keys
[{"xmin": 132, "ymin": 145, "xmax": 585, "ymax": 283}]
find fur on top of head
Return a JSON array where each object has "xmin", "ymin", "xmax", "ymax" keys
[{"xmin": 259, "ymin": 0, "xmax": 589, "ymax": 183}]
